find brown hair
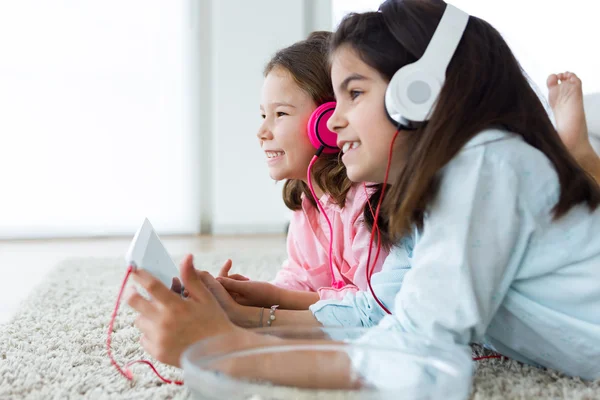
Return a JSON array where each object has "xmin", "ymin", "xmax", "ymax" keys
[
  {"xmin": 265, "ymin": 31, "xmax": 353, "ymax": 210},
  {"xmin": 332, "ymin": 0, "xmax": 600, "ymax": 243}
]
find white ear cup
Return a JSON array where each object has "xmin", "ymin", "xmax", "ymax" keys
[
  {"xmin": 385, "ymin": 63, "xmax": 443, "ymax": 128},
  {"xmin": 383, "ymin": 3, "xmax": 470, "ymax": 129}
]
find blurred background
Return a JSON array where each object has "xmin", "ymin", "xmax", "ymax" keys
[{"xmin": 0, "ymin": 0, "xmax": 598, "ymax": 241}]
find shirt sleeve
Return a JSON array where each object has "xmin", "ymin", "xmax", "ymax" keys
[
  {"xmin": 309, "ymin": 243, "xmax": 412, "ymax": 327},
  {"xmin": 270, "ymin": 216, "xmax": 316, "ymax": 292}
]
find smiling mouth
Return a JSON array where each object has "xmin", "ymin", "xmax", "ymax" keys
[
  {"xmin": 341, "ymin": 141, "xmax": 361, "ymax": 154},
  {"xmin": 265, "ymin": 150, "xmax": 285, "ymax": 159}
]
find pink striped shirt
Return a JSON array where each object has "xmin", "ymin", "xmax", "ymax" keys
[{"xmin": 271, "ymin": 184, "xmax": 389, "ymax": 300}]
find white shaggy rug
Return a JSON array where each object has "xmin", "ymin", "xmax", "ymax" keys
[{"xmin": 0, "ymin": 250, "xmax": 599, "ymax": 399}]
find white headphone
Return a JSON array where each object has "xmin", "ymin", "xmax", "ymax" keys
[{"xmin": 384, "ymin": 3, "xmax": 470, "ymax": 129}]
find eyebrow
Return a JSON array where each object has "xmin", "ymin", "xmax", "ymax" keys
[
  {"xmin": 339, "ymin": 73, "xmax": 368, "ymax": 92},
  {"xmin": 270, "ymin": 102, "xmax": 296, "ymax": 108}
]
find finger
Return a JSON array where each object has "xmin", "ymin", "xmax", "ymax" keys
[
  {"xmin": 139, "ymin": 333, "xmax": 155, "ymax": 358},
  {"xmin": 126, "ymin": 287, "xmax": 157, "ymax": 316},
  {"xmin": 140, "ymin": 333, "xmax": 147, "ymax": 346},
  {"xmin": 217, "ymin": 277, "xmax": 249, "ymax": 294},
  {"xmin": 134, "ymin": 314, "xmax": 155, "ymax": 339},
  {"xmin": 130, "ymin": 269, "xmax": 179, "ymax": 307},
  {"xmin": 197, "ymin": 270, "xmax": 235, "ymax": 300},
  {"xmin": 180, "ymin": 254, "xmax": 214, "ymax": 301},
  {"xmin": 218, "ymin": 259, "xmax": 233, "ymax": 277},
  {"xmin": 228, "ymin": 274, "xmax": 249, "ymax": 281},
  {"xmin": 171, "ymin": 277, "xmax": 183, "ymax": 293}
]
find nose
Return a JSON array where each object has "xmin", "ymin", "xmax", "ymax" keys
[
  {"xmin": 257, "ymin": 119, "xmax": 273, "ymax": 142},
  {"xmin": 327, "ymin": 105, "xmax": 347, "ymax": 134}
]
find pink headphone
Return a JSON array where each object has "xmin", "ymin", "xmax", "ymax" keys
[
  {"xmin": 307, "ymin": 101, "xmax": 339, "ymax": 155},
  {"xmin": 306, "ymin": 101, "xmax": 346, "ymax": 289}
]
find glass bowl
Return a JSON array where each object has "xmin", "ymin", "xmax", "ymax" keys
[{"xmin": 181, "ymin": 327, "xmax": 473, "ymax": 400}]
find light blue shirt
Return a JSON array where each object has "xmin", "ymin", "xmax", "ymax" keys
[{"xmin": 310, "ymin": 129, "xmax": 600, "ymax": 380}]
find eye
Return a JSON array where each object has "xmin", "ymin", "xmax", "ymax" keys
[
  {"xmin": 350, "ymin": 90, "xmax": 362, "ymax": 100},
  {"xmin": 260, "ymin": 114, "xmax": 266, "ymax": 119},
  {"xmin": 276, "ymin": 111, "xmax": 288, "ymax": 117}
]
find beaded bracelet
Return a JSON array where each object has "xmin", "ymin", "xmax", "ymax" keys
[{"xmin": 266, "ymin": 305, "xmax": 279, "ymax": 327}]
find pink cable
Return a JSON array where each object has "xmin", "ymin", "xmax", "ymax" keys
[
  {"xmin": 363, "ymin": 182, "xmax": 383, "ymax": 282},
  {"xmin": 107, "ymin": 265, "xmax": 184, "ymax": 385},
  {"xmin": 307, "ymin": 155, "xmax": 344, "ymax": 289},
  {"xmin": 362, "ymin": 129, "xmax": 401, "ymax": 315}
]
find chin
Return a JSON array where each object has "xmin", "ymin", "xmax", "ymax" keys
[
  {"xmin": 345, "ymin": 167, "xmax": 369, "ymax": 184},
  {"xmin": 346, "ymin": 166, "xmax": 384, "ymax": 184},
  {"xmin": 268, "ymin": 169, "xmax": 288, "ymax": 182}
]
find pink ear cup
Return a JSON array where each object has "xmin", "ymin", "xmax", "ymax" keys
[{"xmin": 307, "ymin": 101, "xmax": 339, "ymax": 154}]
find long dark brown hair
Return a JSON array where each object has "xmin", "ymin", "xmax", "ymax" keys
[
  {"xmin": 332, "ymin": 0, "xmax": 600, "ymax": 243},
  {"xmin": 265, "ymin": 31, "xmax": 353, "ymax": 210}
]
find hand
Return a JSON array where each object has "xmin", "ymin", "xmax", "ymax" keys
[
  {"xmin": 170, "ymin": 258, "xmax": 247, "ymax": 297},
  {"xmin": 217, "ymin": 259, "xmax": 279, "ymax": 308},
  {"xmin": 218, "ymin": 259, "xmax": 249, "ymax": 281},
  {"xmin": 216, "ymin": 278, "xmax": 282, "ymax": 308},
  {"xmin": 194, "ymin": 268, "xmax": 247, "ymax": 318},
  {"xmin": 126, "ymin": 254, "xmax": 242, "ymax": 367},
  {"xmin": 170, "ymin": 259, "xmax": 251, "ymax": 321}
]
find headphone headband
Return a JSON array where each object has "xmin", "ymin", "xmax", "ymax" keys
[{"xmin": 420, "ymin": 4, "xmax": 469, "ymax": 82}]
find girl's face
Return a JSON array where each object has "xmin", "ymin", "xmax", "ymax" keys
[
  {"xmin": 328, "ymin": 46, "xmax": 401, "ymax": 184},
  {"xmin": 257, "ymin": 67, "xmax": 317, "ymax": 181}
]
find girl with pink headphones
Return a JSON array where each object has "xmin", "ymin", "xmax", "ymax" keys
[{"xmin": 214, "ymin": 31, "xmax": 393, "ymax": 322}]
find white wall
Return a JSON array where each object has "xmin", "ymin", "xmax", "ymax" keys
[
  {"xmin": 331, "ymin": 0, "xmax": 382, "ymax": 27},
  {"xmin": 208, "ymin": 0, "xmax": 332, "ymax": 235},
  {"xmin": 0, "ymin": 0, "xmax": 197, "ymax": 239},
  {"xmin": 586, "ymin": 94, "xmax": 600, "ymax": 155},
  {"xmin": 0, "ymin": 0, "xmax": 332, "ymax": 239},
  {"xmin": 450, "ymin": 0, "xmax": 600, "ymax": 101}
]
